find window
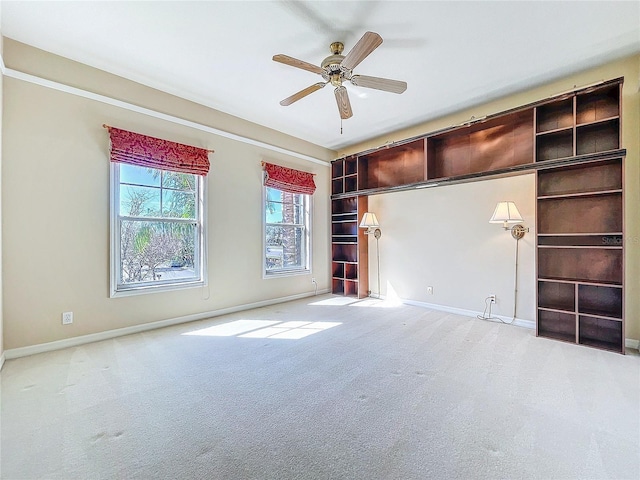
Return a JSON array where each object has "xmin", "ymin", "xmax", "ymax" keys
[
  {"xmin": 111, "ymin": 163, "xmax": 205, "ymax": 295},
  {"xmin": 264, "ymin": 186, "xmax": 311, "ymax": 276}
]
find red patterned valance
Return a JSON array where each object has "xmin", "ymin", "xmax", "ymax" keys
[
  {"xmin": 106, "ymin": 126, "xmax": 210, "ymax": 176},
  {"xmin": 263, "ymin": 162, "xmax": 316, "ymax": 195}
]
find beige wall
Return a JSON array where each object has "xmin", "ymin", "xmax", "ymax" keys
[
  {"xmin": 341, "ymin": 54, "xmax": 640, "ymax": 341},
  {"xmin": 2, "ymin": 41, "xmax": 334, "ymax": 350},
  {"xmin": 367, "ymin": 174, "xmax": 536, "ymax": 322}
]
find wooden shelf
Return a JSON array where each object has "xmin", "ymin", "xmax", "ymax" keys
[{"xmin": 537, "ymin": 234, "xmax": 622, "ymax": 247}]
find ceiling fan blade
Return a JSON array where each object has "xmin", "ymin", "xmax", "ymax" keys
[
  {"xmin": 280, "ymin": 82, "xmax": 327, "ymax": 106},
  {"xmin": 350, "ymin": 75, "xmax": 407, "ymax": 94},
  {"xmin": 334, "ymin": 86, "xmax": 353, "ymax": 119},
  {"xmin": 340, "ymin": 31, "xmax": 383, "ymax": 71},
  {"xmin": 273, "ymin": 54, "xmax": 325, "ymax": 75}
]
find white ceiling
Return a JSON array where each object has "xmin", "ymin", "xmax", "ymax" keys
[{"xmin": 2, "ymin": 1, "xmax": 639, "ymax": 151}]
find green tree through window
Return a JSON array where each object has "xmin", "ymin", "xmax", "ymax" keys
[{"xmin": 112, "ymin": 163, "xmax": 205, "ymax": 295}]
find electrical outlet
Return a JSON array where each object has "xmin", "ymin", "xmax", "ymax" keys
[
  {"xmin": 62, "ymin": 312, "xmax": 73, "ymax": 325},
  {"xmin": 489, "ymin": 294, "xmax": 496, "ymax": 304},
  {"xmin": 311, "ymin": 277, "xmax": 317, "ymax": 284},
  {"xmin": 427, "ymin": 286, "xmax": 434, "ymax": 295}
]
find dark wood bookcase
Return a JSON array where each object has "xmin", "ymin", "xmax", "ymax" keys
[
  {"xmin": 536, "ymin": 156, "xmax": 624, "ymax": 353},
  {"xmin": 331, "ymin": 78, "xmax": 625, "ymax": 352},
  {"xmin": 331, "ymin": 157, "xmax": 369, "ymax": 297}
]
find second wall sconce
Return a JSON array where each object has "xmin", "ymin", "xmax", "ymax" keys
[{"xmin": 489, "ymin": 201, "xmax": 529, "ymax": 239}]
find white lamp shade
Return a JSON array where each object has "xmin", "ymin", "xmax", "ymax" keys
[
  {"xmin": 489, "ymin": 201, "xmax": 524, "ymax": 224},
  {"xmin": 360, "ymin": 212, "xmax": 380, "ymax": 228}
]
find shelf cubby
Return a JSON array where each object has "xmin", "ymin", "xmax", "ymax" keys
[
  {"xmin": 345, "ymin": 263, "xmax": 358, "ymax": 280},
  {"xmin": 344, "ymin": 280, "xmax": 359, "ymax": 297},
  {"xmin": 538, "ymin": 247, "xmax": 622, "ymax": 285},
  {"xmin": 332, "ymin": 262, "xmax": 345, "ymax": 279},
  {"xmin": 538, "ymin": 280, "xmax": 575, "ymax": 312},
  {"xmin": 536, "ymin": 98, "xmax": 574, "ymax": 133},
  {"xmin": 427, "ymin": 110, "xmax": 533, "ymax": 178},
  {"xmin": 578, "ymin": 284, "xmax": 623, "ymax": 319},
  {"xmin": 332, "ymin": 279, "xmax": 344, "ymax": 295},
  {"xmin": 332, "ymin": 178, "xmax": 343, "ymax": 195},
  {"xmin": 358, "ymin": 139, "xmax": 425, "ymax": 189},
  {"xmin": 344, "ymin": 175, "xmax": 358, "ymax": 193},
  {"xmin": 332, "ymin": 221, "xmax": 357, "ymax": 236},
  {"xmin": 576, "ymin": 84, "xmax": 620, "ymax": 125},
  {"xmin": 578, "ymin": 316, "xmax": 623, "ymax": 353},
  {"xmin": 537, "ymin": 194, "xmax": 622, "ymax": 235},
  {"xmin": 576, "ymin": 118, "xmax": 619, "ymax": 156},
  {"xmin": 332, "ymin": 243, "xmax": 357, "ymax": 263},
  {"xmin": 538, "ymin": 309, "xmax": 576, "ymax": 343},
  {"xmin": 536, "ymin": 129, "xmax": 574, "ymax": 162},
  {"xmin": 537, "ymin": 159, "xmax": 622, "ymax": 197}
]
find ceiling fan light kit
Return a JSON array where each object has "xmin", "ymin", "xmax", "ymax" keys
[{"xmin": 273, "ymin": 31, "xmax": 407, "ymax": 120}]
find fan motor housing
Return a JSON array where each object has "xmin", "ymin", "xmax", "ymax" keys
[{"xmin": 321, "ymin": 54, "xmax": 345, "ymax": 73}]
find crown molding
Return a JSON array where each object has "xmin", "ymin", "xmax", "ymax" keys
[{"xmin": 3, "ymin": 67, "xmax": 329, "ymax": 167}]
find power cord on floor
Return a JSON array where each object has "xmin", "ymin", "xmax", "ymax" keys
[
  {"xmin": 477, "ymin": 296, "xmax": 515, "ymax": 324},
  {"xmin": 477, "ymin": 296, "xmax": 499, "ymax": 321}
]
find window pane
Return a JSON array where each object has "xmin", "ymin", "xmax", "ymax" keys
[
  {"xmin": 266, "ymin": 187, "xmax": 302, "ymax": 205},
  {"xmin": 120, "ymin": 164, "xmax": 161, "ymax": 187},
  {"xmin": 120, "ymin": 185, "xmax": 160, "ymax": 217},
  {"xmin": 265, "ymin": 201, "xmax": 303, "ymax": 224},
  {"xmin": 162, "ymin": 171, "xmax": 197, "ymax": 191},
  {"xmin": 162, "ymin": 190, "xmax": 196, "ymax": 219},
  {"xmin": 120, "ymin": 220, "xmax": 197, "ymax": 284},
  {"xmin": 265, "ymin": 225, "xmax": 304, "ymax": 270}
]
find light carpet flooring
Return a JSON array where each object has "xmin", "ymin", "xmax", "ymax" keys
[{"xmin": 1, "ymin": 295, "xmax": 639, "ymax": 479}]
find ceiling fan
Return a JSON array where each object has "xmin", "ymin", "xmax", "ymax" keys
[{"xmin": 273, "ymin": 31, "xmax": 407, "ymax": 120}]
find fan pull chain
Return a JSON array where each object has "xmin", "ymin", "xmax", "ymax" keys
[{"xmin": 340, "ymin": 117, "xmax": 343, "ymax": 135}]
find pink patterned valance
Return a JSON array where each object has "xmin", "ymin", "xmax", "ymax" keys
[
  {"xmin": 263, "ymin": 162, "xmax": 316, "ymax": 195},
  {"xmin": 105, "ymin": 125, "xmax": 211, "ymax": 176}
]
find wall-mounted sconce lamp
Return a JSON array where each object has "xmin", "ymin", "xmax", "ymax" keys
[
  {"xmin": 360, "ymin": 212, "xmax": 381, "ymax": 298},
  {"xmin": 489, "ymin": 201, "xmax": 530, "ymax": 240},
  {"xmin": 489, "ymin": 201, "xmax": 530, "ymax": 323}
]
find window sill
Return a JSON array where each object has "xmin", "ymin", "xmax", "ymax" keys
[
  {"xmin": 263, "ymin": 269, "xmax": 311, "ymax": 280},
  {"xmin": 111, "ymin": 280, "xmax": 206, "ymax": 298}
]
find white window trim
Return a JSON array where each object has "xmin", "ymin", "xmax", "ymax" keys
[
  {"xmin": 262, "ymin": 185, "xmax": 312, "ymax": 279},
  {"xmin": 110, "ymin": 162, "xmax": 208, "ymax": 297}
]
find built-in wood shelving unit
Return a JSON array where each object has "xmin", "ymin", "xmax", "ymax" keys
[
  {"xmin": 331, "ymin": 159, "xmax": 369, "ymax": 298},
  {"xmin": 330, "ymin": 78, "xmax": 625, "ymax": 352}
]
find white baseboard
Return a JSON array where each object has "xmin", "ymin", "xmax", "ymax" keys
[
  {"xmin": 626, "ymin": 338, "xmax": 639, "ymax": 351},
  {"xmin": 3, "ymin": 289, "xmax": 330, "ymax": 361},
  {"xmin": 401, "ymin": 298, "xmax": 536, "ymax": 330}
]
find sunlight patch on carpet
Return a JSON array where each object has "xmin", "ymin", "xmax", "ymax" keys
[
  {"xmin": 183, "ymin": 320, "xmax": 341, "ymax": 339},
  {"xmin": 308, "ymin": 297, "xmax": 359, "ymax": 306}
]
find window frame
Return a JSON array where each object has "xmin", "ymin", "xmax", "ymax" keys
[
  {"xmin": 262, "ymin": 185, "xmax": 312, "ymax": 278},
  {"xmin": 110, "ymin": 162, "xmax": 207, "ymax": 297}
]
